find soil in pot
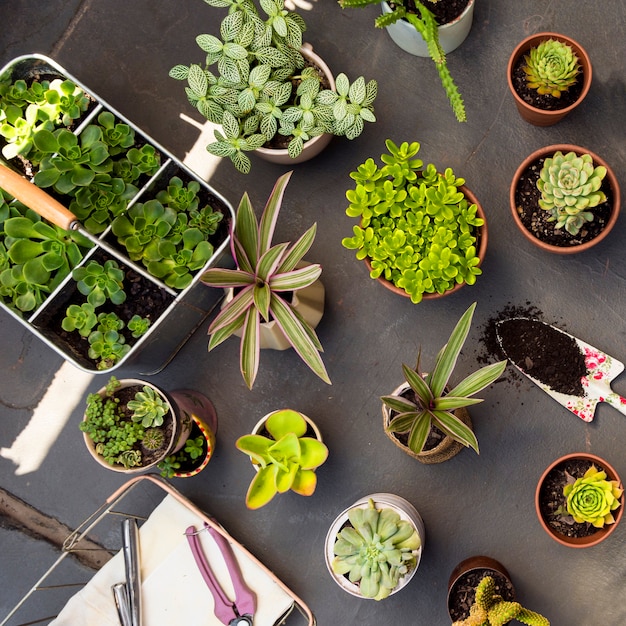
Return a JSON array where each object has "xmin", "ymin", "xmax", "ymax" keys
[
  {"xmin": 390, "ymin": 0, "xmax": 469, "ymax": 25},
  {"xmin": 448, "ymin": 568, "xmax": 515, "ymax": 623},
  {"xmin": 514, "ymin": 155, "xmax": 615, "ymax": 248}
]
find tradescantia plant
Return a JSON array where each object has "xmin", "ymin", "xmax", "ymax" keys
[
  {"xmin": 524, "ymin": 38, "xmax": 580, "ymax": 98},
  {"xmin": 452, "ymin": 576, "xmax": 550, "ymax": 626},
  {"xmin": 342, "ymin": 139, "xmax": 484, "ymax": 303},
  {"xmin": 236, "ymin": 409, "xmax": 329, "ymax": 509},
  {"xmin": 169, "ymin": 0, "xmax": 377, "ymax": 173},
  {"xmin": 331, "ymin": 498, "xmax": 421, "ymax": 601},
  {"xmin": 201, "ymin": 170, "xmax": 329, "ymax": 389},
  {"xmin": 338, "ymin": 0, "xmax": 466, "ymax": 122},
  {"xmin": 381, "ymin": 302, "xmax": 506, "ymax": 456},
  {"xmin": 537, "ymin": 150, "xmax": 607, "ymax": 236}
]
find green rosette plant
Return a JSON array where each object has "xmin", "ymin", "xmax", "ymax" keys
[
  {"xmin": 62, "ymin": 302, "xmax": 98, "ymax": 337},
  {"xmin": 524, "ymin": 38, "xmax": 580, "ymax": 98},
  {"xmin": 236, "ymin": 409, "xmax": 329, "ymax": 509},
  {"xmin": 201, "ymin": 170, "xmax": 329, "ymax": 389},
  {"xmin": 127, "ymin": 385, "xmax": 170, "ymax": 427},
  {"xmin": 452, "ymin": 576, "xmax": 550, "ymax": 626},
  {"xmin": 381, "ymin": 302, "xmax": 506, "ymax": 456},
  {"xmin": 563, "ymin": 464, "xmax": 623, "ymax": 528},
  {"xmin": 537, "ymin": 150, "xmax": 607, "ymax": 236},
  {"xmin": 72, "ymin": 259, "xmax": 126, "ymax": 308},
  {"xmin": 331, "ymin": 498, "xmax": 421, "ymax": 601}
]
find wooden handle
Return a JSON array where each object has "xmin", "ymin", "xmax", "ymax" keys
[{"xmin": 0, "ymin": 163, "xmax": 77, "ymax": 230}]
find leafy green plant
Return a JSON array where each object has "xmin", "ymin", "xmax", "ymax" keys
[
  {"xmin": 126, "ymin": 144, "xmax": 161, "ymax": 176},
  {"xmin": 201, "ymin": 171, "xmax": 329, "ymax": 389},
  {"xmin": 183, "ymin": 435, "xmax": 206, "ymax": 460},
  {"xmin": 339, "ymin": 0, "xmax": 466, "ymax": 122},
  {"xmin": 342, "ymin": 139, "xmax": 484, "ymax": 303},
  {"xmin": 452, "ymin": 576, "xmax": 550, "ymax": 626},
  {"xmin": 156, "ymin": 176, "xmax": 201, "ymax": 212},
  {"xmin": 97, "ymin": 110, "xmax": 135, "ymax": 155},
  {"xmin": 87, "ymin": 329, "xmax": 130, "ymax": 370},
  {"xmin": 169, "ymin": 0, "xmax": 377, "ymax": 173},
  {"xmin": 72, "ymin": 259, "xmax": 126, "ymax": 307},
  {"xmin": 381, "ymin": 302, "xmax": 506, "ymax": 456},
  {"xmin": 127, "ymin": 314, "xmax": 151, "ymax": 338},
  {"xmin": 62, "ymin": 302, "xmax": 98, "ymax": 337},
  {"xmin": 523, "ymin": 38, "xmax": 580, "ymax": 98},
  {"xmin": 157, "ymin": 454, "xmax": 182, "ymax": 478},
  {"xmin": 562, "ymin": 464, "xmax": 623, "ymax": 528},
  {"xmin": 127, "ymin": 384, "xmax": 170, "ymax": 427},
  {"xmin": 96, "ymin": 311, "xmax": 125, "ymax": 333},
  {"xmin": 236, "ymin": 409, "xmax": 328, "ymax": 509},
  {"xmin": 331, "ymin": 498, "xmax": 421, "ymax": 601},
  {"xmin": 537, "ymin": 150, "xmax": 607, "ymax": 236}
]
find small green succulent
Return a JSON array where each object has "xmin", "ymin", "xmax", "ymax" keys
[
  {"xmin": 126, "ymin": 143, "xmax": 161, "ymax": 176},
  {"xmin": 97, "ymin": 111, "xmax": 135, "ymax": 156},
  {"xmin": 563, "ymin": 464, "xmax": 623, "ymax": 528},
  {"xmin": 523, "ymin": 38, "xmax": 580, "ymax": 98},
  {"xmin": 537, "ymin": 151, "xmax": 607, "ymax": 236},
  {"xmin": 331, "ymin": 498, "xmax": 421, "ymax": 601},
  {"xmin": 96, "ymin": 311, "xmax": 125, "ymax": 333},
  {"xmin": 452, "ymin": 576, "xmax": 550, "ymax": 626},
  {"xmin": 127, "ymin": 314, "xmax": 151, "ymax": 338},
  {"xmin": 72, "ymin": 259, "xmax": 126, "ymax": 308},
  {"xmin": 87, "ymin": 329, "xmax": 130, "ymax": 370},
  {"xmin": 127, "ymin": 385, "xmax": 170, "ymax": 428},
  {"xmin": 62, "ymin": 302, "xmax": 98, "ymax": 337},
  {"xmin": 183, "ymin": 435, "xmax": 205, "ymax": 460}
]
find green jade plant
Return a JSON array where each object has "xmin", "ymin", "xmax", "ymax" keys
[
  {"xmin": 338, "ymin": 0, "xmax": 466, "ymax": 122},
  {"xmin": 331, "ymin": 498, "xmax": 421, "ymax": 601},
  {"xmin": 537, "ymin": 150, "xmax": 607, "ymax": 236},
  {"xmin": 169, "ymin": 0, "xmax": 378, "ymax": 173},
  {"xmin": 452, "ymin": 576, "xmax": 550, "ymax": 626},
  {"xmin": 523, "ymin": 38, "xmax": 580, "ymax": 98},
  {"xmin": 342, "ymin": 139, "xmax": 484, "ymax": 303},
  {"xmin": 562, "ymin": 464, "xmax": 623, "ymax": 528},
  {"xmin": 382, "ymin": 302, "xmax": 506, "ymax": 456},
  {"xmin": 201, "ymin": 170, "xmax": 329, "ymax": 389},
  {"xmin": 236, "ymin": 409, "xmax": 329, "ymax": 509}
]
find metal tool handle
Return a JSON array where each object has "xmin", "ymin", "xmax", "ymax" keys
[
  {"xmin": 122, "ymin": 518, "xmax": 142, "ymax": 626},
  {"xmin": 0, "ymin": 163, "xmax": 77, "ymax": 230}
]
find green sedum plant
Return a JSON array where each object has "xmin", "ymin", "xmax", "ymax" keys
[
  {"xmin": 342, "ymin": 139, "xmax": 484, "ymax": 303},
  {"xmin": 127, "ymin": 314, "xmax": 151, "ymax": 338},
  {"xmin": 381, "ymin": 302, "xmax": 506, "ymax": 456},
  {"xmin": 452, "ymin": 576, "xmax": 550, "ymax": 626},
  {"xmin": 338, "ymin": 0, "xmax": 466, "ymax": 122},
  {"xmin": 169, "ymin": 0, "xmax": 377, "ymax": 173},
  {"xmin": 62, "ymin": 302, "xmax": 98, "ymax": 337},
  {"xmin": 523, "ymin": 38, "xmax": 580, "ymax": 98},
  {"xmin": 87, "ymin": 329, "xmax": 130, "ymax": 370},
  {"xmin": 563, "ymin": 464, "xmax": 623, "ymax": 528},
  {"xmin": 127, "ymin": 385, "xmax": 170, "ymax": 427},
  {"xmin": 537, "ymin": 150, "xmax": 607, "ymax": 236},
  {"xmin": 201, "ymin": 171, "xmax": 329, "ymax": 389},
  {"xmin": 236, "ymin": 409, "xmax": 329, "ymax": 509},
  {"xmin": 331, "ymin": 498, "xmax": 421, "ymax": 601},
  {"xmin": 72, "ymin": 259, "xmax": 126, "ymax": 307}
]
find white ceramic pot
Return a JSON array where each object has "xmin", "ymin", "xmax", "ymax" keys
[{"xmin": 381, "ymin": 0, "xmax": 475, "ymax": 57}]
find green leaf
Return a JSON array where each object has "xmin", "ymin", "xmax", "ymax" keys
[
  {"xmin": 407, "ymin": 412, "xmax": 432, "ymax": 454},
  {"xmin": 433, "ymin": 410, "xmax": 479, "ymax": 453},
  {"xmin": 258, "ymin": 171, "xmax": 292, "ymax": 256},
  {"xmin": 276, "ymin": 223, "xmax": 317, "ymax": 273},
  {"xmin": 447, "ymin": 360, "xmax": 507, "ymax": 398},
  {"xmin": 245, "ymin": 464, "xmax": 279, "ymax": 509},
  {"xmin": 240, "ymin": 307, "xmax": 260, "ymax": 389},
  {"xmin": 270, "ymin": 263, "xmax": 321, "ymax": 291}
]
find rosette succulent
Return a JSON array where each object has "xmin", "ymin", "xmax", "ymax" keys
[
  {"xmin": 452, "ymin": 576, "xmax": 550, "ymax": 626},
  {"xmin": 537, "ymin": 151, "xmax": 607, "ymax": 236},
  {"xmin": 523, "ymin": 38, "xmax": 580, "ymax": 97},
  {"xmin": 128, "ymin": 385, "xmax": 170, "ymax": 428},
  {"xmin": 564, "ymin": 464, "xmax": 623, "ymax": 528},
  {"xmin": 331, "ymin": 498, "xmax": 421, "ymax": 601}
]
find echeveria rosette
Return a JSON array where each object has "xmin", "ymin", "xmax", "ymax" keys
[
  {"xmin": 331, "ymin": 498, "xmax": 420, "ymax": 601},
  {"xmin": 523, "ymin": 38, "xmax": 580, "ymax": 98},
  {"xmin": 564, "ymin": 464, "xmax": 623, "ymax": 528}
]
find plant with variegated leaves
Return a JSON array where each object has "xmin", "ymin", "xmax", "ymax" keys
[{"xmin": 201, "ymin": 171, "xmax": 329, "ymax": 389}]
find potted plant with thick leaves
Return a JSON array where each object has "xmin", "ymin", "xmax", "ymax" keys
[
  {"xmin": 342, "ymin": 139, "xmax": 487, "ymax": 303},
  {"xmin": 381, "ymin": 302, "xmax": 506, "ymax": 463},
  {"xmin": 510, "ymin": 144, "xmax": 620, "ymax": 254},
  {"xmin": 201, "ymin": 171, "xmax": 329, "ymax": 389},
  {"xmin": 169, "ymin": 0, "xmax": 378, "ymax": 173},
  {"xmin": 339, "ymin": 0, "xmax": 471, "ymax": 122},
  {"xmin": 235, "ymin": 408, "xmax": 329, "ymax": 509},
  {"xmin": 324, "ymin": 493, "xmax": 424, "ymax": 600}
]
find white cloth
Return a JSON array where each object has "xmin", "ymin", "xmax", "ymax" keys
[{"xmin": 51, "ymin": 494, "xmax": 294, "ymax": 626}]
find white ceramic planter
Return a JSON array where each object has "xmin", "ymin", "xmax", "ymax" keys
[
  {"xmin": 381, "ymin": 0, "xmax": 475, "ymax": 57},
  {"xmin": 324, "ymin": 493, "xmax": 425, "ymax": 599}
]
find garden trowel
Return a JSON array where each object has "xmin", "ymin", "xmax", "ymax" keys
[{"xmin": 495, "ymin": 317, "xmax": 626, "ymax": 422}]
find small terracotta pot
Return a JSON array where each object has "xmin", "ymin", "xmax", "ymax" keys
[
  {"xmin": 254, "ymin": 44, "xmax": 334, "ymax": 165},
  {"xmin": 509, "ymin": 144, "xmax": 620, "ymax": 254},
  {"xmin": 507, "ymin": 32, "xmax": 592, "ymax": 126},
  {"xmin": 365, "ymin": 184, "xmax": 488, "ymax": 300},
  {"xmin": 535, "ymin": 452, "xmax": 624, "ymax": 548},
  {"xmin": 382, "ymin": 381, "xmax": 473, "ymax": 464}
]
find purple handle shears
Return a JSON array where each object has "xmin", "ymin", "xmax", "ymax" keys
[{"xmin": 185, "ymin": 524, "xmax": 256, "ymax": 626}]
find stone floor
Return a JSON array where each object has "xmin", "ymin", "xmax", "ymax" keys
[{"xmin": 2, "ymin": 0, "xmax": 626, "ymax": 624}]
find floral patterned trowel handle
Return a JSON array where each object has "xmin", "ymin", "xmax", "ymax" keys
[{"xmin": 495, "ymin": 318, "xmax": 626, "ymax": 422}]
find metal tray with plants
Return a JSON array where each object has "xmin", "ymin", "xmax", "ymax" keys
[{"xmin": 0, "ymin": 54, "xmax": 234, "ymax": 372}]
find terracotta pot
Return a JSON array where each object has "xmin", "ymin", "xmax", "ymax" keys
[
  {"xmin": 324, "ymin": 493, "xmax": 425, "ymax": 599},
  {"xmin": 509, "ymin": 144, "xmax": 620, "ymax": 254},
  {"xmin": 254, "ymin": 44, "xmax": 334, "ymax": 165},
  {"xmin": 507, "ymin": 32, "xmax": 592, "ymax": 126},
  {"xmin": 365, "ymin": 184, "xmax": 488, "ymax": 300},
  {"xmin": 535, "ymin": 452, "xmax": 624, "ymax": 548},
  {"xmin": 381, "ymin": 0, "xmax": 475, "ymax": 57},
  {"xmin": 382, "ymin": 381, "xmax": 473, "ymax": 464}
]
